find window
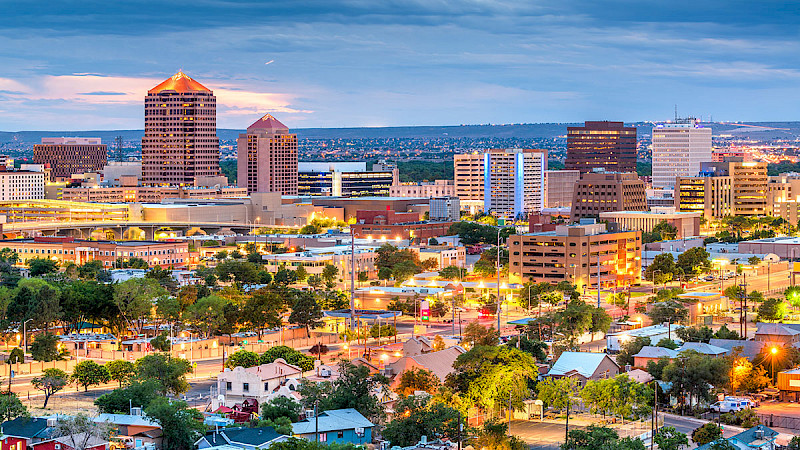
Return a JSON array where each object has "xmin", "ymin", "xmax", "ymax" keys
[
  {"xmin": 337, "ymin": 431, "xmax": 344, "ymax": 439},
  {"xmin": 319, "ymin": 433, "xmax": 327, "ymax": 442},
  {"xmin": 226, "ymin": 382, "xmax": 231, "ymax": 391},
  {"xmin": 264, "ymin": 382, "xmax": 269, "ymax": 391},
  {"xmin": 243, "ymin": 383, "xmax": 249, "ymax": 392}
]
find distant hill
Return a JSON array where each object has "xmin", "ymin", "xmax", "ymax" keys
[{"xmin": 2, "ymin": 121, "xmax": 800, "ymax": 145}]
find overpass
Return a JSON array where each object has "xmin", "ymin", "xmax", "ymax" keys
[{"xmin": 1, "ymin": 221, "xmax": 279, "ymax": 240}]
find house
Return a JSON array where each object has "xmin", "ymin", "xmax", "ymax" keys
[
  {"xmin": 625, "ymin": 369, "xmax": 654, "ymax": 384},
  {"xmin": 676, "ymin": 292, "xmax": 728, "ymax": 325},
  {"xmin": 0, "ymin": 417, "xmax": 56, "ymax": 450},
  {"xmin": 709, "ymin": 339, "xmax": 766, "ymax": 360},
  {"xmin": 386, "ymin": 346, "xmax": 466, "ymax": 386},
  {"xmin": 33, "ymin": 433, "xmax": 109, "ymax": 450},
  {"xmin": 632, "ymin": 346, "xmax": 679, "ymax": 367},
  {"xmin": 402, "ymin": 336, "xmax": 458, "ymax": 357},
  {"xmin": 678, "ymin": 342, "xmax": 728, "ymax": 357},
  {"xmin": 292, "ymin": 409, "xmax": 373, "ymax": 445},
  {"xmin": 196, "ymin": 427, "xmax": 289, "ymax": 450},
  {"xmin": 547, "ymin": 352, "xmax": 620, "ymax": 385},
  {"xmin": 93, "ymin": 414, "xmax": 162, "ymax": 449},
  {"xmin": 754, "ymin": 323, "xmax": 800, "ymax": 347},
  {"xmin": 777, "ymin": 368, "xmax": 800, "ymax": 402},
  {"xmin": 696, "ymin": 425, "xmax": 780, "ymax": 450},
  {"xmin": 606, "ymin": 324, "xmax": 685, "ymax": 352},
  {"xmin": 215, "ymin": 359, "xmax": 303, "ymax": 409}
]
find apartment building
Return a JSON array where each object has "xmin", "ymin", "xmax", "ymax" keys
[
  {"xmin": 454, "ymin": 153, "xmax": 485, "ymax": 213},
  {"xmin": 570, "ymin": 171, "xmax": 647, "ymax": 222},
  {"xmin": 483, "ymin": 148, "xmax": 546, "ymax": 219},
  {"xmin": 651, "ymin": 120, "xmax": 712, "ymax": 189},
  {"xmin": 508, "ymin": 222, "xmax": 641, "ymax": 288},
  {"xmin": 0, "ymin": 169, "xmax": 46, "ymax": 201}
]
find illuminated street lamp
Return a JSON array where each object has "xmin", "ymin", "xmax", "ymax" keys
[{"xmin": 771, "ymin": 346, "xmax": 779, "ymax": 382}]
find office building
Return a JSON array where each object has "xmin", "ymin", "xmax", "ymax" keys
[
  {"xmin": 546, "ymin": 170, "xmax": 581, "ymax": 207},
  {"xmin": 237, "ymin": 114, "xmax": 298, "ymax": 195},
  {"xmin": 570, "ymin": 171, "xmax": 647, "ymax": 222},
  {"xmin": 429, "ymin": 197, "xmax": 461, "ymax": 222},
  {"xmin": 454, "ymin": 153, "xmax": 485, "ymax": 213},
  {"xmin": 297, "ymin": 162, "xmax": 393, "ymax": 197},
  {"xmin": 675, "ymin": 175, "xmax": 733, "ymax": 220},
  {"xmin": 33, "ymin": 138, "xmax": 107, "ymax": 181},
  {"xmin": 141, "ymin": 71, "xmax": 219, "ymax": 186},
  {"xmin": 713, "ymin": 149, "xmax": 751, "ymax": 162},
  {"xmin": 483, "ymin": 148, "xmax": 547, "ymax": 219},
  {"xmin": 566, "ymin": 121, "xmax": 637, "ymax": 174},
  {"xmin": 0, "ymin": 168, "xmax": 46, "ymax": 201},
  {"xmin": 675, "ymin": 158, "xmax": 767, "ymax": 220},
  {"xmin": 62, "ymin": 185, "xmax": 246, "ymax": 203},
  {"xmin": 598, "ymin": 210, "xmax": 702, "ymax": 238},
  {"xmin": 651, "ymin": 119, "xmax": 712, "ymax": 189},
  {"xmin": 508, "ymin": 222, "xmax": 641, "ymax": 288},
  {"xmin": 390, "ymin": 180, "xmax": 455, "ymax": 198},
  {"xmin": 373, "ymin": 160, "xmax": 400, "ymax": 186}
]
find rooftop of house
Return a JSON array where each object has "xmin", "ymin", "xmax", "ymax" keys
[
  {"xmin": 219, "ymin": 426, "xmax": 285, "ymax": 446},
  {"xmin": 0, "ymin": 417, "xmax": 51, "ymax": 439},
  {"xmin": 221, "ymin": 359, "xmax": 304, "ymax": 380},
  {"xmin": 548, "ymin": 352, "xmax": 618, "ymax": 378},
  {"xmin": 292, "ymin": 409, "xmax": 374, "ymax": 435}
]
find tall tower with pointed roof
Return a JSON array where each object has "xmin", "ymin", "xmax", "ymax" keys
[
  {"xmin": 237, "ymin": 114, "xmax": 298, "ymax": 195},
  {"xmin": 141, "ymin": 71, "xmax": 220, "ymax": 186}
]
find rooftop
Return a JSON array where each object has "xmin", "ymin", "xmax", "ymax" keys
[
  {"xmin": 247, "ymin": 114, "xmax": 288, "ymax": 132},
  {"xmin": 292, "ymin": 408, "xmax": 374, "ymax": 435},
  {"xmin": 549, "ymin": 352, "xmax": 617, "ymax": 378},
  {"xmin": 148, "ymin": 71, "xmax": 210, "ymax": 94}
]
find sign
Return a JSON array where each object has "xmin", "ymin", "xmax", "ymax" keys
[
  {"xmin": 420, "ymin": 300, "xmax": 430, "ymax": 321},
  {"xmin": 789, "ymin": 379, "xmax": 800, "ymax": 388}
]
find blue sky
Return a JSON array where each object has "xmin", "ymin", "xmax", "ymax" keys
[{"xmin": 0, "ymin": 0, "xmax": 798, "ymax": 130}]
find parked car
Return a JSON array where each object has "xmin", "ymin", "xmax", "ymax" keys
[
  {"xmin": 704, "ymin": 275, "xmax": 715, "ymax": 281},
  {"xmin": 710, "ymin": 399, "xmax": 752, "ymax": 413}
]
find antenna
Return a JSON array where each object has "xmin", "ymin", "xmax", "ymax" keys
[
  {"xmin": 114, "ymin": 136, "xmax": 124, "ymax": 161},
  {"xmin": 674, "ymin": 105, "xmax": 678, "ymax": 122}
]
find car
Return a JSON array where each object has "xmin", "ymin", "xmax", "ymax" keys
[
  {"xmin": 704, "ymin": 275, "xmax": 715, "ymax": 281},
  {"xmin": 710, "ymin": 399, "xmax": 751, "ymax": 413}
]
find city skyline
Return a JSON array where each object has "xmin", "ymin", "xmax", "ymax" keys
[{"xmin": 1, "ymin": 1, "xmax": 799, "ymax": 130}]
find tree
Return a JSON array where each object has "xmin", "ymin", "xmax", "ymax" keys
[
  {"xmin": 382, "ymin": 395, "xmax": 460, "ymax": 447},
  {"xmin": 758, "ymin": 297, "xmax": 786, "ymax": 322},
  {"xmin": 692, "ymin": 423, "xmax": 722, "ymax": 445},
  {"xmin": 538, "ymin": 376, "xmax": 577, "ymax": 411},
  {"xmin": 145, "ymin": 266, "xmax": 178, "ymax": 292},
  {"xmin": 0, "ymin": 393, "xmax": 27, "ymax": 423},
  {"xmin": 261, "ymin": 396, "xmax": 302, "ymax": 422},
  {"xmin": 289, "ymin": 292, "xmax": 323, "ymax": 335},
  {"xmin": 271, "ymin": 438, "xmax": 361, "ymax": 450},
  {"xmin": 260, "ymin": 346, "xmax": 315, "ymax": 371},
  {"xmin": 30, "ymin": 333, "xmax": 65, "ymax": 362},
  {"xmin": 663, "ymin": 352, "xmax": 730, "ymax": 413},
  {"xmin": 648, "ymin": 301, "xmax": 688, "ymax": 326},
  {"xmin": 145, "ymin": 397, "xmax": 204, "ymax": 450},
  {"xmin": 54, "ymin": 414, "xmax": 112, "ymax": 450},
  {"xmin": 562, "ymin": 425, "xmax": 645, "ymax": 450},
  {"xmin": 321, "ymin": 264, "xmax": 339, "ymax": 284},
  {"xmin": 215, "ymin": 260, "xmax": 262, "ymax": 284},
  {"xmin": 95, "ymin": 380, "xmax": 161, "ymax": 413},
  {"xmin": 32, "ymin": 368, "xmax": 68, "ymax": 408},
  {"xmin": 714, "ymin": 325, "xmax": 741, "ymax": 340},
  {"xmin": 307, "ymin": 274, "xmax": 323, "ymax": 289},
  {"xmin": 295, "ymin": 265, "xmax": 308, "ymax": 281},
  {"xmin": 113, "ymin": 278, "xmax": 165, "ymax": 335},
  {"xmin": 186, "ymin": 294, "xmax": 229, "ymax": 337},
  {"xmin": 462, "ymin": 321, "xmax": 499, "ymax": 347},
  {"xmin": 106, "ymin": 360, "xmax": 135, "ymax": 387},
  {"xmin": 653, "ymin": 221, "xmax": 679, "ymax": 241},
  {"xmin": 676, "ymin": 247, "xmax": 711, "ymax": 275},
  {"xmin": 438, "ymin": 266, "xmax": 466, "ymax": 280},
  {"xmin": 225, "ymin": 349, "xmax": 260, "ymax": 369},
  {"xmin": 748, "ymin": 256, "xmax": 762, "ymax": 266},
  {"xmin": 507, "ymin": 335, "xmax": 548, "ymax": 362},
  {"xmin": 395, "ymin": 368, "xmax": 440, "ymax": 396},
  {"xmin": 150, "ymin": 333, "xmax": 171, "ymax": 352},
  {"xmin": 789, "ymin": 436, "xmax": 800, "ymax": 450},
  {"xmin": 676, "ymin": 326, "xmax": 714, "ymax": 343},
  {"xmin": 357, "ymin": 271, "xmax": 369, "ymax": 285},
  {"xmin": 297, "ymin": 360, "xmax": 388, "ymax": 423},
  {"xmin": 72, "ymin": 360, "xmax": 111, "ymax": 391},
  {"xmin": 28, "ymin": 257, "xmax": 58, "ymax": 277},
  {"xmin": 134, "ymin": 353, "xmax": 192, "ymax": 396},
  {"xmin": 645, "ymin": 253, "xmax": 676, "ymax": 284},
  {"xmin": 241, "ymin": 287, "xmax": 285, "ymax": 336},
  {"xmin": 653, "ymin": 426, "xmax": 688, "ymax": 450},
  {"xmin": 616, "ymin": 336, "xmax": 651, "ymax": 367},
  {"xmin": 728, "ymin": 357, "xmax": 770, "ymax": 394},
  {"xmin": 657, "ymin": 338, "xmax": 679, "ymax": 349}
]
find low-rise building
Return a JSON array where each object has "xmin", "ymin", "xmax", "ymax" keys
[
  {"xmin": 262, "ymin": 245, "xmax": 377, "ymax": 278},
  {"xmin": 93, "ymin": 413, "xmax": 162, "ymax": 449},
  {"xmin": 352, "ymin": 221, "xmax": 456, "ymax": 241},
  {"xmin": 599, "ymin": 210, "xmax": 702, "ymax": 239},
  {"xmin": 390, "ymin": 180, "xmax": 454, "ymax": 198},
  {"xmin": 547, "ymin": 352, "xmax": 619, "ymax": 385},
  {"xmin": 196, "ymin": 427, "xmax": 289, "ymax": 450},
  {"xmin": 606, "ymin": 324, "xmax": 685, "ymax": 353},
  {"xmin": 412, "ymin": 246, "xmax": 466, "ymax": 270},
  {"xmin": 291, "ymin": 409, "xmax": 374, "ymax": 445},
  {"xmin": 216, "ymin": 360, "xmax": 304, "ymax": 408},
  {"xmin": 386, "ymin": 346, "xmax": 466, "ymax": 386}
]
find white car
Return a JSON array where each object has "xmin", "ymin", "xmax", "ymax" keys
[{"xmin": 710, "ymin": 399, "xmax": 752, "ymax": 413}]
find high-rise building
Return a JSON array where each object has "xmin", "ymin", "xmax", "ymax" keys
[
  {"xmin": 454, "ymin": 153, "xmax": 485, "ymax": 213},
  {"xmin": 651, "ymin": 119, "xmax": 712, "ymax": 189},
  {"xmin": 546, "ymin": 170, "xmax": 581, "ymax": 208},
  {"xmin": 429, "ymin": 197, "xmax": 461, "ymax": 222},
  {"xmin": 508, "ymin": 222, "xmax": 641, "ymax": 288},
  {"xmin": 297, "ymin": 162, "xmax": 393, "ymax": 197},
  {"xmin": 675, "ymin": 158, "xmax": 767, "ymax": 220},
  {"xmin": 566, "ymin": 121, "xmax": 637, "ymax": 173},
  {"xmin": 141, "ymin": 71, "xmax": 219, "ymax": 186},
  {"xmin": 570, "ymin": 171, "xmax": 647, "ymax": 222},
  {"xmin": 675, "ymin": 176, "xmax": 733, "ymax": 220},
  {"xmin": 483, "ymin": 149, "xmax": 546, "ymax": 219},
  {"xmin": 33, "ymin": 138, "xmax": 107, "ymax": 182},
  {"xmin": 236, "ymin": 114, "xmax": 298, "ymax": 195}
]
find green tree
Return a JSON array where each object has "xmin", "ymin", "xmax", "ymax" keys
[
  {"xmin": 145, "ymin": 397, "xmax": 204, "ymax": 450},
  {"xmin": 295, "ymin": 265, "xmax": 308, "ymax": 281},
  {"xmin": 134, "ymin": 353, "xmax": 192, "ymax": 396},
  {"xmin": 507, "ymin": 335, "xmax": 548, "ymax": 362},
  {"xmin": 106, "ymin": 360, "xmax": 135, "ymax": 387},
  {"xmin": 648, "ymin": 301, "xmax": 688, "ymax": 326},
  {"xmin": 758, "ymin": 297, "xmax": 786, "ymax": 322},
  {"xmin": 95, "ymin": 380, "xmax": 161, "ymax": 413},
  {"xmin": 72, "ymin": 360, "xmax": 111, "ymax": 391},
  {"xmin": 30, "ymin": 332, "xmax": 65, "ymax": 362},
  {"xmin": 0, "ymin": 393, "xmax": 27, "ymax": 423},
  {"xmin": 357, "ymin": 271, "xmax": 369, "ymax": 285},
  {"xmin": 616, "ymin": 336, "xmax": 651, "ymax": 367},
  {"xmin": 321, "ymin": 264, "xmax": 339, "ymax": 284},
  {"xmin": 383, "ymin": 395, "xmax": 460, "ymax": 447},
  {"xmin": 438, "ymin": 266, "xmax": 467, "ymax": 280},
  {"xmin": 663, "ymin": 352, "xmax": 730, "ymax": 413},
  {"xmin": 307, "ymin": 274, "xmax": 323, "ymax": 289},
  {"xmin": 225, "ymin": 349, "xmax": 260, "ymax": 369},
  {"xmin": 28, "ymin": 257, "xmax": 59, "ymax": 277},
  {"xmin": 692, "ymin": 423, "xmax": 722, "ymax": 445},
  {"xmin": 562, "ymin": 425, "xmax": 645, "ymax": 450},
  {"xmin": 297, "ymin": 360, "xmax": 388, "ymax": 423},
  {"xmin": 646, "ymin": 357, "xmax": 671, "ymax": 380},
  {"xmin": 150, "ymin": 332, "xmax": 171, "ymax": 352},
  {"xmin": 676, "ymin": 326, "xmax": 714, "ymax": 343},
  {"xmin": 462, "ymin": 321, "xmax": 499, "ymax": 347},
  {"xmin": 653, "ymin": 221, "xmax": 679, "ymax": 241},
  {"xmin": 676, "ymin": 247, "xmax": 711, "ymax": 275},
  {"xmin": 113, "ymin": 278, "xmax": 165, "ymax": 335},
  {"xmin": 538, "ymin": 376, "xmax": 577, "ymax": 411},
  {"xmin": 395, "ymin": 368, "xmax": 440, "ymax": 396},
  {"xmin": 713, "ymin": 325, "xmax": 741, "ymax": 340},
  {"xmin": 645, "ymin": 253, "xmax": 676, "ymax": 284},
  {"xmin": 241, "ymin": 287, "xmax": 284, "ymax": 336},
  {"xmin": 260, "ymin": 396, "xmax": 302, "ymax": 422},
  {"xmin": 657, "ymin": 338, "xmax": 679, "ymax": 349},
  {"xmin": 270, "ymin": 438, "xmax": 361, "ymax": 450},
  {"xmin": 653, "ymin": 426, "xmax": 688, "ymax": 450},
  {"xmin": 215, "ymin": 260, "xmax": 261, "ymax": 284},
  {"xmin": 32, "ymin": 368, "xmax": 68, "ymax": 408},
  {"xmin": 186, "ymin": 294, "xmax": 230, "ymax": 337},
  {"xmin": 289, "ymin": 292, "xmax": 323, "ymax": 335},
  {"xmin": 260, "ymin": 346, "xmax": 315, "ymax": 371}
]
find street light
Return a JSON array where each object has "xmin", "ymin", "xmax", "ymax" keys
[
  {"xmin": 771, "ymin": 346, "xmax": 779, "ymax": 382},
  {"xmin": 22, "ymin": 318, "xmax": 33, "ymax": 354}
]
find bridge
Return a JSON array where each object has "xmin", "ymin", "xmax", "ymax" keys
[{"xmin": 1, "ymin": 221, "xmax": 277, "ymax": 240}]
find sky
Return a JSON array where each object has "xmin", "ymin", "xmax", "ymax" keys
[{"xmin": 1, "ymin": 0, "xmax": 799, "ymax": 130}]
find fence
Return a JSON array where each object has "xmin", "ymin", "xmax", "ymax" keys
[
  {"xmin": 0, "ymin": 359, "xmax": 76, "ymax": 377},
  {"xmin": 756, "ymin": 413, "xmax": 800, "ymax": 431}
]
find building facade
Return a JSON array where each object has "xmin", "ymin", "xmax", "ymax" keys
[
  {"xmin": 390, "ymin": 180, "xmax": 454, "ymax": 198},
  {"xmin": 429, "ymin": 196, "xmax": 460, "ymax": 221},
  {"xmin": 570, "ymin": 171, "xmax": 647, "ymax": 222},
  {"xmin": 141, "ymin": 71, "xmax": 220, "ymax": 186},
  {"xmin": 298, "ymin": 162, "xmax": 393, "ymax": 197},
  {"xmin": 62, "ymin": 185, "xmax": 246, "ymax": 203},
  {"xmin": 454, "ymin": 153, "xmax": 485, "ymax": 213},
  {"xmin": 675, "ymin": 158, "xmax": 767, "ymax": 220},
  {"xmin": 483, "ymin": 148, "xmax": 546, "ymax": 219},
  {"xmin": 675, "ymin": 175, "xmax": 733, "ymax": 219},
  {"xmin": 651, "ymin": 120, "xmax": 712, "ymax": 189},
  {"xmin": 237, "ymin": 114, "xmax": 298, "ymax": 195},
  {"xmin": 546, "ymin": 170, "xmax": 581, "ymax": 208},
  {"xmin": 598, "ymin": 210, "xmax": 702, "ymax": 238},
  {"xmin": 0, "ymin": 169, "xmax": 46, "ymax": 201},
  {"xmin": 566, "ymin": 121, "xmax": 637, "ymax": 174},
  {"xmin": 508, "ymin": 222, "xmax": 642, "ymax": 288},
  {"xmin": 33, "ymin": 138, "xmax": 107, "ymax": 181}
]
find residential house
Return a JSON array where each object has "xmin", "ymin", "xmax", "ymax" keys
[
  {"xmin": 754, "ymin": 323, "xmax": 800, "ymax": 347},
  {"xmin": 93, "ymin": 414, "xmax": 162, "ymax": 449},
  {"xmin": 0, "ymin": 418, "xmax": 56, "ymax": 450},
  {"xmin": 633, "ymin": 342, "xmax": 729, "ymax": 367},
  {"xmin": 292, "ymin": 409, "xmax": 373, "ymax": 445},
  {"xmin": 709, "ymin": 339, "xmax": 767, "ymax": 360},
  {"xmin": 547, "ymin": 352, "xmax": 620, "ymax": 386},
  {"xmin": 696, "ymin": 424, "xmax": 781, "ymax": 450},
  {"xmin": 402, "ymin": 336, "xmax": 458, "ymax": 357},
  {"xmin": 215, "ymin": 359, "xmax": 303, "ymax": 409},
  {"xmin": 386, "ymin": 346, "xmax": 466, "ymax": 387},
  {"xmin": 196, "ymin": 427, "xmax": 289, "ymax": 450},
  {"xmin": 625, "ymin": 369, "xmax": 653, "ymax": 384},
  {"xmin": 606, "ymin": 324, "xmax": 685, "ymax": 353},
  {"xmin": 33, "ymin": 433, "xmax": 109, "ymax": 450}
]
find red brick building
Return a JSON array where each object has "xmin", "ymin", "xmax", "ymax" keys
[{"xmin": 352, "ymin": 221, "xmax": 455, "ymax": 240}]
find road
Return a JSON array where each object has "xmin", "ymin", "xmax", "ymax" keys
[{"xmin": 509, "ymin": 420, "xmax": 584, "ymax": 450}]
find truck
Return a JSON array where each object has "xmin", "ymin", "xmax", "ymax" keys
[{"xmin": 710, "ymin": 398, "xmax": 753, "ymax": 413}]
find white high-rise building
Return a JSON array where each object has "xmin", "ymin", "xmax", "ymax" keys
[
  {"xmin": 651, "ymin": 120, "xmax": 712, "ymax": 189},
  {"xmin": 483, "ymin": 148, "xmax": 547, "ymax": 219}
]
